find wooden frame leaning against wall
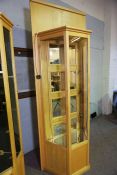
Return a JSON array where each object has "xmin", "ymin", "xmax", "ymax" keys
[{"xmin": 0, "ymin": 13, "xmax": 25, "ymax": 175}]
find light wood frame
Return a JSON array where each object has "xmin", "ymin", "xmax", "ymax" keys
[
  {"xmin": 33, "ymin": 26, "xmax": 91, "ymax": 175},
  {"xmin": 0, "ymin": 13, "xmax": 25, "ymax": 175}
]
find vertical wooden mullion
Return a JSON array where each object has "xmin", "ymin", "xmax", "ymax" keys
[
  {"xmin": 0, "ymin": 21, "xmax": 17, "ymax": 175},
  {"xmin": 64, "ymin": 31, "xmax": 71, "ymax": 175}
]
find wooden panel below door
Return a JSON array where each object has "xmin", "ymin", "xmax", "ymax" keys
[
  {"xmin": 71, "ymin": 141, "xmax": 88, "ymax": 174},
  {"xmin": 46, "ymin": 141, "xmax": 67, "ymax": 175}
]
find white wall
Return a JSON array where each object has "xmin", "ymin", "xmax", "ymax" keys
[
  {"xmin": 61, "ymin": 0, "xmax": 104, "ymax": 21},
  {"xmin": 109, "ymin": 0, "xmax": 117, "ymax": 99},
  {"xmin": 102, "ymin": 0, "xmax": 117, "ymax": 114},
  {"xmin": 0, "ymin": 0, "xmax": 31, "ymax": 30},
  {"xmin": 102, "ymin": 0, "xmax": 112, "ymax": 114},
  {"xmin": 86, "ymin": 15, "xmax": 104, "ymax": 115}
]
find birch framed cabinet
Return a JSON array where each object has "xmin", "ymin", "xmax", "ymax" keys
[
  {"xmin": 33, "ymin": 26, "xmax": 91, "ymax": 175},
  {"xmin": 0, "ymin": 13, "xmax": 25, "ymax": 175}
]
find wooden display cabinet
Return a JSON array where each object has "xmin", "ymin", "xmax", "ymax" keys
[
  {"xmin": 33, "ymin": 26, "xmax": 91, "ymax": 175},
  {"xmin": 0, "ymin": 13, "xmax": 25, "ymax": 175}
]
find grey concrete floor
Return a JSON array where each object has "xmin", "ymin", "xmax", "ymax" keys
[{"xmin": 25, "ymin": 115, "xmax": 117, "ymax": 175}]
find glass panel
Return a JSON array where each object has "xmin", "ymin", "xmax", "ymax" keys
[
  {"xmin": 52, "ymin": 98, "xmax": 66, "ymax": 117},
  {"xmin": 49, "ymin": 37, "xmax": 64, "ymax": 64},
  {"xmin": 3, "ymin": 27, "xmax": 20, "ymax": 155},
  {"xmin": 8, "ymin": 78, "xmax": 20, "ymax": 151},
  {"xmin": 51, "ymin": 72, "xmax": 65, "ymax": 92},
  {"xmin": 69, "ymin": 36, "xmax": 81, "ymax": 65},
  {"xmin": 79, "ymin": 38, "xmax": 88, "ymax": 142},
  {"xmin": 71, "ymin": 118, "xmax": 80, "ymax": 144},
  {"xmin": 71, "ymin": 96, "xmax": 77, "ymax": 113},
  {"xmin": 0, "ymin": 54, "xmax": 13, "ymax": 173},
  {"xmin": 52, "ymin": 123, "xmax": 66, "ymax": 146},
  {"xmin": 53, "ymin": 123, "xmax": 66, "ymax": 136},
  {"xmin": 54, "ymin": 135, "xmax": 66, "ymax": 146},
  {"xmin": 69, "ymin": 45, "xmax": 76, "ymax": 65},
  {"xmin": 70, "ymin": 71, "xmax": 77, "ymax": 89}
]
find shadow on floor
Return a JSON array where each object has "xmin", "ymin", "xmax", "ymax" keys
[{"xmin": 85, "ymin": 114, "xmax": 117, "ymax": 175}]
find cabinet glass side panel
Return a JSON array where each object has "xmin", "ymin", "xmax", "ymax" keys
[
  {"xmin": 52, "ymin": 123, "xmax": 66, "ymax": 146},
  {"xmin": 71, "ymin": 117, "xmax": 80, "ymax": 144},
  {"xmin": 50, "ymin": 72, "xmax": 65, "ymax": 92},
  {"xmin": 69, "ymin": 36, "xmax": 88, "ymax": 144},
  {"xmin": 0, "ymin": 53, "xmax": 13, "ymax": 173},
  {"xmin": 3, "ymin": 27, "xmax": 21, "ymax": 155},
  {"xmin": 52, "ymin": 98, "xmax": 66, "ymax": 117},
  {"xmin": 69, "ymin": 45, "xmax": 76, "ymax": 65},
  {"xmin": 70, "ymin": 71, "xmax": 77, "ymax": 89},
  {"xmin": 49, "ymin": 37, "xmax": 64, "ymax": 64},
  {"xmin": 71, "ymin": 96, "xmax": 77, "ymax": 113}
]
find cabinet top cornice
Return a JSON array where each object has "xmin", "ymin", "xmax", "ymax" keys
[
  {"xmin": 30, "ymin": 0, "xmax": 86, "ymax": 16},
  {"xmin": 37, "ymin": 26, "xmax": 92, "ymax": 37},
  {"xmin": 0, "ymin": 12, "xmax": 13, "ymax": 27}
]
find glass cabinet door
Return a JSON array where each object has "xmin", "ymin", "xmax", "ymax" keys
[
  {"xmin": 0, "ymin": 53, "xmax": 13, "ymax": 173},
  {"xmin": 3, "ymin": 27, "xmax": 21, "ymax": 155}
]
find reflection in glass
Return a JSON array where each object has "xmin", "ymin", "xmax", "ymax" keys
[
  {"xmin": 49, "ymin": 37, "xmax": 64, "ymax": 64},
  {"xmin": 49, "ymin": 123, "xmax": 66, "ymax": 146},
  {"xmin": 51, "ymin": 72, "xmax": 65, "ymax": 92},
  {"xmin": 53, "ymin": 123, "xmax": 66, "ymax": 136},
  {"xmin": 0, "ymin": 58, "xmax": 12, "ymax": 172},
  {"xmin": 54, "ymin": 135, "xmax": 66, "ymax": 146},
  {"xmin": 71, "ymin": 118, "xmax": 80, "ymax": 144},
  {"xmin": 52, "ymin": 98, "xmax": 66, "ymax": 117},
  {"xmin": 69, "ymin": 46, "xmax": 76, "ymax": 65},
  {"xmin": 70, "ymin": 71, "xmax": 76, "ymax": 89},
  {"xmin": 71, "ymin": 96, "xmax": 77, "ymax": 113},
  {"xmin": 3, "ymin": 27, "xmax": 20, "ymax": 155},
  {"xmin": 49, "ymin": 47, "xmax": 60, "ymax": 64}
]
